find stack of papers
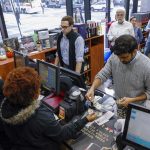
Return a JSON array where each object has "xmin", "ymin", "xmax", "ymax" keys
[{"xmin": 95, "ymin": 111, "xmax": 114, "ymax": 126}]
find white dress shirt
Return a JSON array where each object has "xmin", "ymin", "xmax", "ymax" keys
[{"xmin": 107, "ymin": 21, "xmax": 135, "ymax": 46}]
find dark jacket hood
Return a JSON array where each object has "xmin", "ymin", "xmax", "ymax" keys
[{"xmin": 0, "ymin": 98, "xmax": 40, "ymax": 125}]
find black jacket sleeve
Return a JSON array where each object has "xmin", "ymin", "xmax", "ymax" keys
[
  {"xmin": 0, "ymin": 118, "xmax": 12, "ymax": 150},
  {"xmin": 43, "ymin": 112, "xmax": 88, "ymax": 142}
]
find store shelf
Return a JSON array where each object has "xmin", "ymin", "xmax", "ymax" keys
[{"xmin": 83, "ymin": 35, "xmax": 104, "ymax": 84}]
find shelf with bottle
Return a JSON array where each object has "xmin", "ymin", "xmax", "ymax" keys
[
  {"xmin": 84, "ymin": 72, "xmax": 91, "ymax": 85},
  {"xmin": 84, "ymin": 56, "xmax": 90, "ymax": 72},
  {"xmin": 83, "ymin": 69, "xmax": 91, "ymax": 74},
  {"xmin": 85, "ymin": 20, "xmax": 102, "ymax": 39},
  {"xmin": 85, "ymin": 35, "xmax": 102, "ymax": 41},
  {"xmin": 84, "ymin": 44, "xmax": 90, "ymax": 54},
  {"xmin": 84, "ymin": 53, "xmax": 90, "ymax": 57},
  {"xmin": 136, "ymin": 20, "xmax": 149, "ymax": 51}
]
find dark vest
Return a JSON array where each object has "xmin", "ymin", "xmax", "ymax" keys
[{"xmin": 57, "ymin": 30, "xmax": 80, "ymax": 71}]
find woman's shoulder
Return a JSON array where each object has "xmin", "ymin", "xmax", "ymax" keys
[
  {"xmin": 37, "ymin": 103, "xmax": 55, "ymax": 118},
  {"xmin": 31, "ymin": 103, "xmax": 57, "ymax": 128}
]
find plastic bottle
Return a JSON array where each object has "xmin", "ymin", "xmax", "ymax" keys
[
  {"xmin": 97, "ymin": 22, "xmax": 102, "ymax": 36},
  {"xmin": 0, "ymin": 47, "xmax": 7, "ymax": 60},
  {"xmin": 36, "ymin": 39, "xmax": 42, "ymax": 51}
]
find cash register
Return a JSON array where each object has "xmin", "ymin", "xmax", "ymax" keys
[{"xmin": 37, "ymin": 60, "xmax": 86, "ymax": 118}]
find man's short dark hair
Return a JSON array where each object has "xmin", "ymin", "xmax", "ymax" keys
[
  {"xmin": 112, "ymin": 34, "xmax": 138, "ymax": 55},
  {"xmin": 61, "ymin": 16, "xmax": 74, "ymax": 26}
]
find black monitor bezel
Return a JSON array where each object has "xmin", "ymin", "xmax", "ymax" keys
[
  {"xmin": 122, "ymin": 103, "xmax": 150, "ymax": 150},
  {"xmin": 13, "ymin": 50, "xmax": 29, "ymax": 68},
  {"xmin": 60, "ymin": 66, "xmax": 86, "ymax": 89},
  {"xmin": 37, "ymin": 60, "xmax": 60, "ymax": 95}
]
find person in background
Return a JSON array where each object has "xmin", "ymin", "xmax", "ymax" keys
[
  {"xmin": 15, "ymin": 8, "xmax": 21, "ymax": 25},
  {"xmin": 130, "ymin": 16, "xmax": 143, "ymax": 50},
  {"xmin": 0, "ymin": 67, "xmax": 96, "ymax": 150},
  {"xmin": 107, "ymin": 8, "xmax": 135, "ymax": 47},
  {"xmin": 55, "ymin": 16, "xmax": 85, "ymax": 73},
  {"xmin": 86, "ymin": 35, "xmax": 150, "ymax": 110},
  {"xmin": 144, "ymin": 20, "xmax": 150, "ymax": 56},
  {"xmin": 40, "ymin": 3, "xmax": 44, "ymax": 14},
  {"xmin": 74, "ymin": 8, "xmax": 84, "ymax": 23}
]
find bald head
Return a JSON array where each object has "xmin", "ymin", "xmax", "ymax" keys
[{"xmin": 116, "ymin": 8, "xmax": 126, "ymax": 24}]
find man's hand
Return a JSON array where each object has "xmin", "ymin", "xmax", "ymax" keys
[
  {"xmin": 75, "ymin": 62, "xmax": 82, "ymax": 73},
  {"xmin": 54, "ymin": 56, "xmax": 59, "ymax": 66},
  {"xmin": 85, "ymin": 88, "xmax": 94, "ymax": 101},
  {"xmin": 86, "ymin": 113, "xmax": 97, "ymax": 122},
  {"xmin": 117, "ymin": 97, "xmax": 133, "ymax": 107}
]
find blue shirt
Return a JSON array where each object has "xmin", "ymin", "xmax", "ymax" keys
[
  {"xmin": 134, "ymin": 27, "xmax": 143, "ymax": 44},
  {"xmin": 58, "ymin": 34, "xmax": 85, "ymax": 65},
  {"xmin": 145, "ymin": 20, "xmax": 150, "ymax": 42}
]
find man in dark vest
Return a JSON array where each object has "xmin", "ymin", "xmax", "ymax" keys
[{"xmin": 55, "ymin": 16, "xmax": 84, "ymax": 73}]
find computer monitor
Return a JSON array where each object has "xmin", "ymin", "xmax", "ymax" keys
[
  {"xmin": 60, "ymin": 67, "xmax": 86, "ymax": 90},
  {"xmin": 37, "ymin": 60, "xmax": 60, "ymax": 95},
  {"xmin": 122, "ymin": 103, "xmax": 150, "ymax": 150},
  {"xmin": 13, "ymin": 50, "xmax": 29, "ymax": 68}
]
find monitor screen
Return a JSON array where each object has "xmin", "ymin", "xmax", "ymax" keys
[
  {"xmin": 60, "ymin": 67, "xmax": 86, "ymax": 89},
  {"xmin": 13, "ymin": 50, "xmax": 28, "ymax": 68},
  {"xmin": 122, "ymin": 103, "xmax": 150, "ymax": 150},
  {"xmin": 37, "ymin": 60, "xmax": 60, "ymax": 95}
]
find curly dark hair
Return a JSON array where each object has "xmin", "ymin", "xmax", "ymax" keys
[
  {"xmin": 61, "ymin": 16, "xmax": 74, "ymax": 26},
  {"xmin": 3, "ymin": 67, "xmax": 41, "ymax": 106},
  {"xmin": 112, "ymin": 34, "xmax": 138, "ymax": 55}
]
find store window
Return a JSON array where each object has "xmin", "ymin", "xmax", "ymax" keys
[
  {"xmin": 91, "ymin": 0, "xmax": 106, "ymax": 21},
  {"xmin": 90, "ymin": 0, "xmax": 108, "ymax": 35},
  {"xmin": 110, "ymin": 0, "xmax": 125, "ymax": 21},
  {"xmin": 0, "ymin": 31, "xmax": 2, "ymax": 42},
  {"xmin": 129, "ymin": 0, "xmax": 133, "ymax": 18},
  {"xmin": 1, "ymin": 0, "xmax": 66, "ymax": 38},
  {"xmin": 72, "ymin": 0, "xmax": 85, "ymax": 23},
  {"xmin": 139, "ymin": 0, "xmax": 150, "ymax": 12},
  {"xmin": 137, "ymin": 0, "xmax": 141, "ymax": 12}
]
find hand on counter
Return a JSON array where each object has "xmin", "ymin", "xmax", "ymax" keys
[
  {"xmin": 117, "ymin": 97, "xmax": 133, "ymax": 107},
  {"xmin": 86, "ymin": 113, "xmax": 97, "ymax": 122},
  {"xmin": 85, "ymin": 88, "xmax": 95, "ymax": 101}
]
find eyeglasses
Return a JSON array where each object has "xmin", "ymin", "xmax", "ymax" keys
[{"xmin": 60, "ymin": 25, "xmax": 70, "ymax": 29}]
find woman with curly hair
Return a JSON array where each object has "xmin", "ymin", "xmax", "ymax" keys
[{"xmin": 0, "ymin": 67, "xmax": 96, "ymax": 150}]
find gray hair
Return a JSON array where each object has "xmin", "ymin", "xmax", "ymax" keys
[{"xmin": 116, "ymin": 8, "xmax": 126, "ymax": 15}]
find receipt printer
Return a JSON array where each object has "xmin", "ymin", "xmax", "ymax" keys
[{"xmin": 59, "ymin": 86, "xmax": 86, "ymax": 122}]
